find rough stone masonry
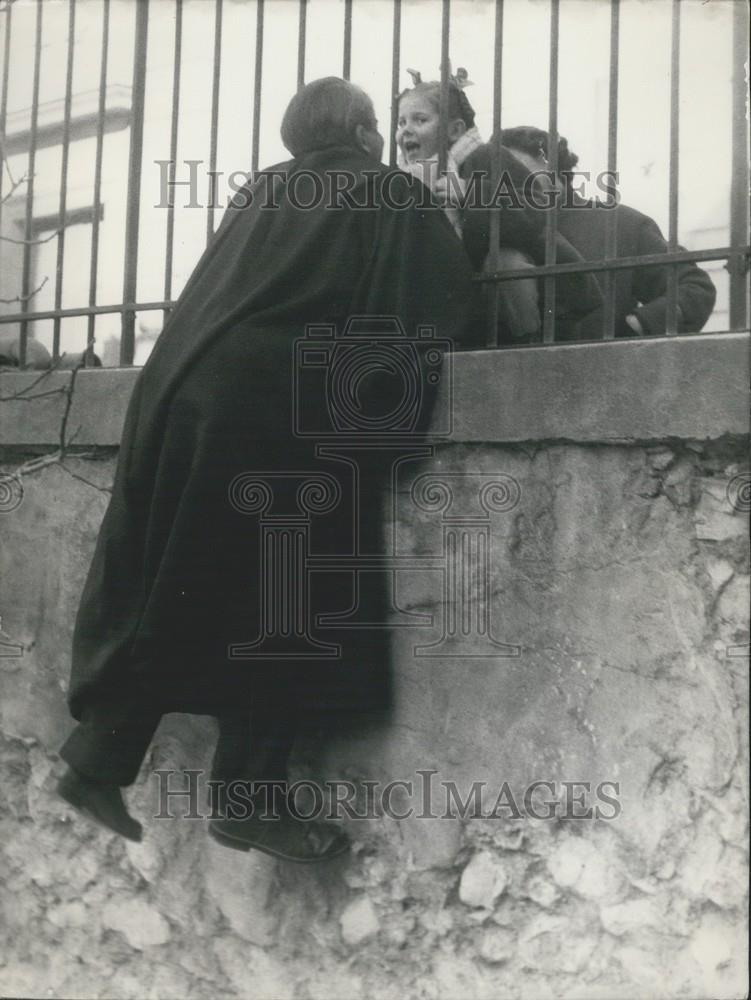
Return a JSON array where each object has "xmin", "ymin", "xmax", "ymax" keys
[{"xmin": 0, "ymin": 336, "xmax": 748, "ymax": 999}]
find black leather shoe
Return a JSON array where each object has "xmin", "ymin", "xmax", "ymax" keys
[
  {"xmin": 209, "ymin": 811, "xmax": 349, "ymax": 863},
  {"xmin": 57, "ymin": 768, "xmax": 143, "ymax": 842}
]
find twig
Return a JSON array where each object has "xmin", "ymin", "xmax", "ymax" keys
[
  {"xmin": 0, "ymin": 171, "xmax": 28, "ymax": 205},
  {"xmin": 0, "ymin": 275, "xmax": 48, "ymax": 305},
  {"xmin": 0, "ymin": 386, "xmax": 67, "ymax": 403},
  {"xmin": 58, "ymin": 363, "xmax": 84, "ymax": 451},
  {"xmin": 4, "ymin": 355, "xmax": 110, "ymax": 497},
  {"xmin": 0, "ymin": 353, "xmax": 72, "ymax": 400},
  {"xmin": 1, "ymin": 227, "xmax": 62, "ymax": 246},
  {"xmin": 60, "ymin": 460, "xmax": 112, "ymax": 495}
]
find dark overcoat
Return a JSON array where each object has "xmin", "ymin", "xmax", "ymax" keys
[
  {"xmin": 68, "ymin": 146, "xmax": 480, "ymax": 721},
  {"xmin": 458, "ymin": 142, "xmax": 604, "ymax": 328},
  {"xmin": 555, "ymin": 197, "xmax": 717, "ymax": 340}
]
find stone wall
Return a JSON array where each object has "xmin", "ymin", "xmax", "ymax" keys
[{"xmin": 1, "ymin": 334, "xmax": 749, "ymax": 999}]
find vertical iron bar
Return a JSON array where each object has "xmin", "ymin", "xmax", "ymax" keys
[
  {"xmin": 602, "ymin": 0, "xmax": 620, "ymax": 340},
  {"xmin": 487, "ymin": 0, "xmax": 504, "ymax": 347},
  {"xmin": 438, "ymin": 0, "xmax": 450, "ymax": 176},
  {"xmin": 121, "ymin": 0, "xmax": 149, "ymax": 366},
  {"xmin": 86, "ymin": 0, "xmax": 110, "ymax": 364},
  {"xmin": 251, "ymin": 0, "xmax": 264, "ymax": 174},
  {"xmin": 342, "ymin": 0, "xmax": 352, "ymax": 80},
  {"xmin": 542, "ymin": 0, "xmax": 560, "ymax": 344},
  {"xmin": 297, "ymin": 0, "xmax": 307, "ymax": 90},
  {"xmin": 206, "ymin": 0, "xmax": 223, "ymax": 245},
  {"xmin": 729, "ymin": 0, "xmax": 749, "ymax": 331},
  {"xmin": 163, "ymin": 0, "xmax": 182, "ymax": 321},
  {"xmin": 18, "ymin": 0, "xmax": 44, "ymax": 367},
  {"xmin": 52, "ymin": 0, "xmax": 76, "ymax": 362},
  {"xmin": 388, "ymin": 0, "xmax": 401, "ymax": 167},
  {"xmin": 0, "ymin": 0, "xmax": 14, "ymax": 246},
  {"xmin": 665, "ymin": 0, "xmax": 681, "ymax": 335}
]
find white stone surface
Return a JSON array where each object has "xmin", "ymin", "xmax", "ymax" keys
[{"xmin": 458, "ymin": 851, "xmax": 509, "ymax": 909}]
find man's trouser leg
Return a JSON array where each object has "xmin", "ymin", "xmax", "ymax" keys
[
  {"xmin": 210, "ymin": 709, "xmax": 298, "ymax": 815},
  {"xmin": 59, "ymin": 700, "xmax": 161, "ymax": 787}
]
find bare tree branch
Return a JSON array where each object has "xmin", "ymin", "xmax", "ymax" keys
[
  {"xmin": 13, "ymin": 451, "xmax": 64, "ymax": 477},
  {"xmin": 1, "ymin": 227, "xmax": 63, "ymax": 246},
  {"xmin": 0, "ymin": 386, "xmax": 66, "ymax": 402},
  {"xmin": 0, "ymin": 171, "xmax": 28, "ymax": 206},
  {"xmin": 58, "ymin": 364, "xmax": 83, "ymax": 451},
  {"xmin": 11, "ymin": 360, "xmax": 98, "ymax": 488},
  {"xmin": 0, "ymin": 275, "xmax": 48, "ymax": 305},
  {"xmin": 2, "ymin": 355, "xmax": 111, "ymax": 495},
  {"xmin": 0, "ymin": 353, "xmax": 71, "ymax": 400},
  {"xmin": 60, "ymin": 459, "xmax": 112, "ymax": 495}
]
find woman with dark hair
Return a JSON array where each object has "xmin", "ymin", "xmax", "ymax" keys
[
  {"xmin": 57, "ymin": 77, "xmax": 480, "ymax": 862},
  {"xmin": 501, "ymin": 125, "xmax": 716, "ymax": 340}
]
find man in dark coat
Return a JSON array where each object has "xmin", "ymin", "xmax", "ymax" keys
[
  {"xmin": 57, "ymin": 78, "xmax": 481, "ymax": 861},
  {"xmin": 500, "ymin": 126, "xmax": 716, "ymax": 341}
]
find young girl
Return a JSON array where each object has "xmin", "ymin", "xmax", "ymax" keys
[
  {"xmin": 396, "ymin": 72, "xmax": 603, "ymax": 340},
  {"xmin": 396, "ymin": 70, "xmax": 483, "ymax": 236},
  {"xmin": 396, "ymin": 70, "xmax": 546, "ymax": 336}
]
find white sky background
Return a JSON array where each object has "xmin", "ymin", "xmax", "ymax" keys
[{"xmin": 0, "ymin": 0, "xmax": 740, "ymax": 355}]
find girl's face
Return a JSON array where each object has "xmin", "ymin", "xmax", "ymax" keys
[
  {"xmin": 398, "ymin": 90, "xmax": 473, "ymax": 164},
  {"xmin": 397, "ymin": 92, "xmax": 441, "ymax": 162},
  {"xmin": 397, "ymin": 92, "xmax": 467, "ymax": 162}
]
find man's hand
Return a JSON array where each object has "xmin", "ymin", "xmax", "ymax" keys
[{"xmin": 625, "ymin": 313, "xmax": 645, "ymax": 335}]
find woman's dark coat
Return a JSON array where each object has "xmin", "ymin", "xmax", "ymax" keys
[
  {"xmin": 69, "ymin": 146, "xmax": 480, "ymax": 721},
  {"xmin": 458, "ymin": 142, "xmax": 604, "ymax": 329},
  {"xmin": 555, "ymin": 196, "xmax": 717, "ymax": 340}
]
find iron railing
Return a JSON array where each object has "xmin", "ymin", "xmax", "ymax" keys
[{"xmin": 0, "ymin": 0, "xmax": 748, "ymax": 366}]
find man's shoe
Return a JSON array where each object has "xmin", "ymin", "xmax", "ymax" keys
[
  {"xmin": 57, "ymin": 768, "xmax": 143, "ymax": 842},
  {"xmin": 209, "ymin": 811, "xmax": 349, "ymax": 863}
]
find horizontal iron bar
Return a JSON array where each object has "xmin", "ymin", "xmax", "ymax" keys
[
  {"xmin": 475, "ymin": 245, "xmax": 750, "ymax": 283},
  {"xmin": 0, "ymin": 301, "xmax": 173, "ymax": 325},
  {"xmin": 1, "ymin": 247, "xmax": 746, "ymax": 323}
]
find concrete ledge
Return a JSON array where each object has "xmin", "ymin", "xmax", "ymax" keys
[
  {"xmin": 446, "ymin": 331, "xmax": 750, "ymax": 443},
  {"xmin": 1, "ymin": 333, "xmax": 748, "ymax": 447},
  {"xmin": 0, "ymin": 367, "xmax": 140, "ymax": 447}
]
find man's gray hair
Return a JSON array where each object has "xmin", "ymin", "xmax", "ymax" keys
[{"xmin": 281, "ymin": 77, "xmax": 377, "ymax": 157}]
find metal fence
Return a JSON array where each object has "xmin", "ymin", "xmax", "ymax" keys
[{"xmin": 0, "ymin": 0, "xmax": 749, "ymax": 366}]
